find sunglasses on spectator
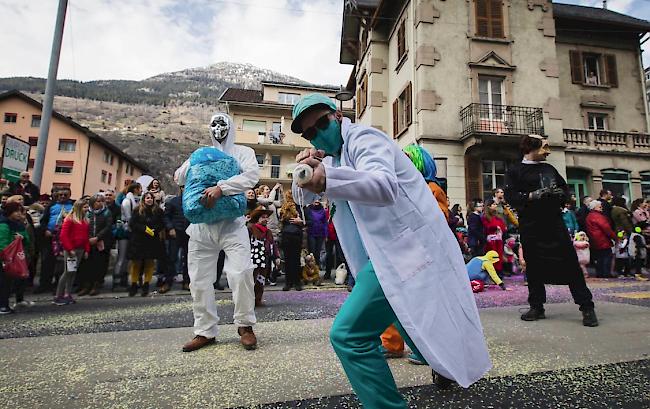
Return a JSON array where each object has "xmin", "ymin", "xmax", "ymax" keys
[{"xmin": 302, "ymin": 113, "xmax": 333, "ymax": 141}]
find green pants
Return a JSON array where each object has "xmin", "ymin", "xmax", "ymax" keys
[{"xmin": 330, "ymin": 261, "xmax": 426, "ymax": 409}]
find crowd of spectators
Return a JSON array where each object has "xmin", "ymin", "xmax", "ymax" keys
[{"xmin": 0, "ymin": 169, "xmax": 648, "ymax": 315}]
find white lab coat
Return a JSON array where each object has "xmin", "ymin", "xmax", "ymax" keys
[
  {"xmin": 295, "ymin": 118, "xmax": 491, "ymax": 387},
  {"xmin": 175, "ymin": 113, "xmax": 260, "ymax": 335}
]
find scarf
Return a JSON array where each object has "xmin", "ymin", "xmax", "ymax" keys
[{"xmin": 255, "ymin": 223, "xmax": 269, "ymax": 236}]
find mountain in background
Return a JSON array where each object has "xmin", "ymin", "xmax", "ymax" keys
[
  {"xmin": 0, "ymin": 62, "xmax": 310, "ymax": 106},
  {"xmin": 1, "ymin": 62, "xmax": 313, "ymax": 193}
]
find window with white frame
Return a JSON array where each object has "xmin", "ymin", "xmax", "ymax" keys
[
  {"xmin": 569, "ymin": 51, "xmax": 618, "ymax": 87},
  {"xmin": 641, "ymin": 172, "xmax": 650, "ymax": 199},
  {"xmin": 588, "ymin": 113, "xmax": 608, "ymax": 130},
  {"xmin": 278, "ymin": 93, "xmax": 301, "ymax": 105},
  {"xmin": 103, "ymin": 151, "xmax": 114, "ymax": 165},
  {"xmin": 479, "ymin": 76, "xmax": 504, "ymax": 120},
  {"xmin": 256, "ymin": 154, "xmax": 265, "ymax": 168},
  {"xmin": 242, "ymin": 119, "xmax": 266, "ymax": 133},
  {"xmin": 55, "ymin": 160, "xmax": 73, "ymax": 174},
  {"xmin": 271, "ymin": 155, "xmax": 281, "ymax": 179},
  {"xmin": 583, "ymin": 54, "xmax": 601, "ymax": 85},
  {"xmin": 482, "ymin": 160, "xmax": 508, "ymax": 201},
  {"xmin": 101, "ymin": 170, "xmax": 108, "ymax": 183},
  {"xmin": 602, "ymin": 169, "xmax": 632, "ymax": 202},
  {"xmin": 58, "ymin": 139, "xmax": 76, "ymax": 152}
]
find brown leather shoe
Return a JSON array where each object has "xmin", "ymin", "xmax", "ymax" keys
[
  {"xmin": 237, "ymin": 326, "xmax": 257, "ymax": 350},
  {"xmin": 182, "ymin": 335, "xmax": 215, "ymax": 352},
  {"xmin": 159, "ymin": 283, "xmax": 170, "ymax": 294}
]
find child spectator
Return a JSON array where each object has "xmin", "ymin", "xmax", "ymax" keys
[
  {"xmin": 573, "ymin": 232, "xmax": 590, "ymax": 277},
  {"xmin": 248, "ymin": 207, "xmax": 278, "ymax": 307},
  {"xmin": 562, "ymin": 202, "xmax": 579, "ymax": 236},
  {"xmin": 482, "ymin": 199, "xmax": 506, "ymax": 276},
  {"xmin": 614, "ymin": 231, "xmax": 631, "ymax": 278},
  {"xmin": 629, "ymin": 227, "xmax": 649, "ymax": 281}
]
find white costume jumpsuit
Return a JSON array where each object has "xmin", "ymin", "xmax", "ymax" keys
[{"xmin": 175, "ymin": 113, "xmax": 259, "ymax": 338}]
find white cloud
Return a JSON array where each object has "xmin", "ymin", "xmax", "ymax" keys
[
  {"xmin": 0, "ymin": 0, "xmax": 351, "ymax": 85},
  {"xmin": 207, "ymin": 0, "xmax": 351, "ymax": 85},
  {"xmin": 576, "ymin": 0, "xmax": 636, "ymax": 13}
]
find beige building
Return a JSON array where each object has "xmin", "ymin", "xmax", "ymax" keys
[
  {"xmin": 0, "ymin": 90, "xmax": 145, "ymax": 198},
  {"xmin": 340, "ymin": 0, "xmax": 650, "ymax": 206},
  {"xmin": 220, "ymin": 81, "xmax": 354, "ymax": 190}
]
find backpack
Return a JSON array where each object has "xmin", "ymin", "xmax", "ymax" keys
[{"xmin": 182, "ymin": 147, "xmax": 246, "ymax": 224}]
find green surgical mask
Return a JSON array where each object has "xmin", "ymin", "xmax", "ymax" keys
[{"xmin": 311, "ymin": 119, "xmax": 343, "ymax": 155}]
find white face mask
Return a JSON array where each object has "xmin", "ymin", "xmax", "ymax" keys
[{"xmin": 210, "ymin": 114, "xmax": 230, "ymax": 143}]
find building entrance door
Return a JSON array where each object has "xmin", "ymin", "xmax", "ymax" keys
[{"xmin": 567, "ymin": 179, "xmax": 588, "ymax": 201}]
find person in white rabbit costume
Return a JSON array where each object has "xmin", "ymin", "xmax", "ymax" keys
[
  {"xmin": 291, "ymin": 94, "xmax": 491, "ymax": 409},
  {"xmin": 175, "ymin": 113, "xmax": 259, "ymax": 352}
]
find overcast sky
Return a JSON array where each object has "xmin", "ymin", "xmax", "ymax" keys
[{"xmin": 1, "ymin": 0, "xmax": 648, "ymax": 85}]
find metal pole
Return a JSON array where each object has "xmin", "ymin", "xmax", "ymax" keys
[{"xmin": 33, "ymin": 0, "xmax": 68, "ymax": 188}]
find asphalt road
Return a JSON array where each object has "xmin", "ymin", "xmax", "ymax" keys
[
  {"xmin": 253, "ymin": 359, "xmax": 650, "ymax": 409},
  {"xmin": 1, "ymin": 276, "xmax": 649, "ymax": 408}
]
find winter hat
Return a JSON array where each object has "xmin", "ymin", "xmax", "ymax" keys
[
  {"xmin": 3, "ymin": 201, "xmax": 23, "ymax": 217},
  {"xmin": 479, "ymin": 250, "xmax": 500, "ymax": 264},
  {"xmin": 249, "ymin": 206, "xmax": 273, "ymax": 223}
]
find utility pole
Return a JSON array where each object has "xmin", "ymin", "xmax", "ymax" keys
[{"xmin": 33, "ymin": 0, "xmax": 68, "ymax": 188}]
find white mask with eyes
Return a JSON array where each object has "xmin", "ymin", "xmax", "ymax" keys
[{"xmin": 210, "ymin": 114, "xmax": 230, "ymax": 143}]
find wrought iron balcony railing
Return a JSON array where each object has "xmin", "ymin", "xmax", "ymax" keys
[
  {"xmin": 563, "ymin": 129, "xmax": 650, "ymax": 151},
  {"xmin": 460, "ymin": 103, "xmax": 545, "ymax": 138}
]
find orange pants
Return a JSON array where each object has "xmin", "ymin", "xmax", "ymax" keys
[{"xmin": 380, "ymin": 324, "xmax": 405, "ymax": 354}]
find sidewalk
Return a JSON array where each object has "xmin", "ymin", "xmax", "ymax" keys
[{"xmin": 1, "ymin": 301, "xmax": 648, "ymax": 409}]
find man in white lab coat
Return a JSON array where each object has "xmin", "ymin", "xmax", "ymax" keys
[
  {"xmin": 291, "ymin": 94, "xmax": 491, "ymax": 409},
  {"xmin": 175, "ymin": 113, "xmax": 259, "ymax": 352}
]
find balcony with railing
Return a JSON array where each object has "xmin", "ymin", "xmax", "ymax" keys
[
  {"xmin": 563, "ymin": 129, "xmax": 650, "ymax": 153},
  {"xmin": 237, "ymin": 130, "xmax": 311, "ymax": 151},
  {"xmin": 460, "ymin": 103, "xmax": 545, "ymax": 139},
  {"xmin": 257, "ymin": 164, "xmax": 293, "ymax": 183}
]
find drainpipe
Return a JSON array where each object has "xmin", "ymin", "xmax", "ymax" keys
[
  {"xmin": 81, "ymin": 136, "xmax": 91, "ymax": 196},
  {"xmin": 637, "ymin": 34, "xmax": 650, "ymax": 132},
  {"xmin": 411, "ymin": 0, "xmax": 419, "ymax": 146}
]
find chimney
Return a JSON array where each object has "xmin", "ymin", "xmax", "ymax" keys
[{"xmin": 603, "ymin": 0, "xmax": 608, "ymax": 9}]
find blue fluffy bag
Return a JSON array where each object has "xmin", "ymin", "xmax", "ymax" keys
[{"xmin": 182, "ymin": 147, "xmax": 247, "ymax": 224}]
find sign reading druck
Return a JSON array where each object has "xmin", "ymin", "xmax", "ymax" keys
[{"xmin": 1, "ymin": 135, "xmax": 31, "ymax": 182}]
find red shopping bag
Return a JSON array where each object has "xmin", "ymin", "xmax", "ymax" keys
[{"xmin": 0, "ymin": 236, "xmax": 29, "ymax": 279}]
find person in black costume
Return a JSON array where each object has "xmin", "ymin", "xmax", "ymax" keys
[{"xmin": 505, "ymin": 135, "xmax": 598, "ymax": 327}]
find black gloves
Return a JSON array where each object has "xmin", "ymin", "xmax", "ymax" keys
[
  {"xmin": 530, "ymin": 187, "xmax": 565, "ymax": 201},
  {"xmin": 529, "ymin": 188, "xmax": 552, "ymax": 201}
]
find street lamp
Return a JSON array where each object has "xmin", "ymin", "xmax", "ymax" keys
[{"xmin": 335, "ymin": 85, "xmax": 354, "ymax": 110}]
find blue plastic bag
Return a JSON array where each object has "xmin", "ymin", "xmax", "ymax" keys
[{"xmin": 182, "ymin": 147, "xmax": 246, "ymax": 224}]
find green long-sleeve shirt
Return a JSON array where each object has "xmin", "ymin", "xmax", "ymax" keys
[{"xmin": 0, "ymin": 221, "xmax": 31, "ymax": 252}]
